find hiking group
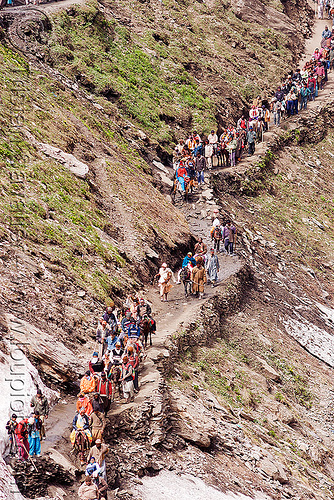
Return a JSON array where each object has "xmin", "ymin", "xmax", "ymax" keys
[
  {"xmin": 72, "ymin": 296, "xmax": 156, "ymax": 497},
  {"xmin": 6, "ymin": 390, "xmax": 49, "ymax": 460},
  {"xmin": 3, "ymin": 19, "xmax": 332, "ymax": 500},
  {"xmin": 172, "ymin": 26, "xmax": 333, "ymax": 196},
  {"xmin": 5, "ymin": 296, "xmax": 155, "ymax": 499},
  {"xmin": 156, "ymin": 210, "xmax": 236, "ymax": 301}
]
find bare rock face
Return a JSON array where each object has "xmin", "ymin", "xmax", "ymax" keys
[
  {"xmin": 46, "ymin": 448, "xmax": 78, "ymax": 475},
  {"xmin": 5, "ymin": 313, "xmax": 83, "ymax": 385},
  {"xmin": 277, "ymin": 404, "xmax": 296, "ymax": 425},
  {"xmin": 258, "ymin": 457, "xmax": 289, "ymax": 483},
  {"xmin": 231, "ymin": 0, "xmax": 295, "ymax": 37},
  {"xmin": 24, "ymin": 130, "xmax": 89, "ymax": 179},
  {"xmin": 9, "ymin": 456, "xmax": 74, "ymax": 498},
  {"xmin": 176, "ymin": 419, "xmax": 212, "ymax": 448},
  {"xmin": 172, "ymin": 389, "xmax": 216, "ymax": 448}
]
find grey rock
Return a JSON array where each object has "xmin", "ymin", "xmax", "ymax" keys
[
  {"xmin": 257, "ymin": 357, "xmax": 281, "ymax": 382},
  {"xmin": 258, "ymin": 458, "xmax": 289, "ymax": 484},
  {"xmin": 5, "ymin": 313, "xmax": 83, "ymax": 384},
  {"xmin": 277, "ymin": 404, "xmax": 296, "ymax": 425}
]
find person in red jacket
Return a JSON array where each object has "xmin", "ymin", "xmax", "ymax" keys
[
  {"xmin": 15, "ymin": 418, "xmax": 30, "ymax": 460},
  {"xmin": 96, "ymin": 372, "xmax": 112, "ymax": 415},
  {"xmin": 176, "ymin": 163, "xmax": 188, "ymax": 192}
]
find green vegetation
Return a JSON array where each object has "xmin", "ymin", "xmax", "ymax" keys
[
  {"xmin": 0, "ymin": 43, "xmax": 188, "ymax": 299},
  {"xmin": 269, "ymin": 355, "xmax": 313, "ymax": 408},
  {"xmin": 0, "ymin": 134, "xmax": 127, "ymax": 298},
  {"xmin": 172, "ymin": 339, "xmax": 254, "ymax": 407},
  {"xmin": 44, "ymin": 0, "xmax": 298, "ymax": 145},
  {"xmin": 45, "ymin": 2, "xmax": 215, "ymax": 141}
]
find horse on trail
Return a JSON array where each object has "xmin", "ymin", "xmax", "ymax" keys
[
  {"xmin": 74, "ymin": 430, "xmax": 90, "ymax": 466},
  {"xmin": 139, "ymin": 316, "xmax": 155, "ymax": 347},
  {"xmin": 170, "ymin": 176, "xmax": 197, "ymax": 204}
]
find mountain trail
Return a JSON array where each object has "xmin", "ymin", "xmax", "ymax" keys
[
  {"xmin": 214, "ymin": 15, "xmax": 333, "ymax": 176},
  {"xmin": 42, "ymin": 176, "xmax": 243, "ymax": 474},
  {"xmin": 41, "ymin": 4, "xmax": 330, "ymax": 478}
]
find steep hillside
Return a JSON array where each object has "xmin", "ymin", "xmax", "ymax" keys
[
  {"xmin": 0, "ymin": 41, "xmax": 193, "ymax": 334},
  {"xmin": 2, "ymin": 2, "xmax": 334, "ymax": 500},
  {"xmin": 41, "ymin": 0, "xmax": 313, "ymax": 153},
  {"xmin": 95, "ymin": 103, "xmax": 334, "ymax": 500},
  {"xmin": 0, "ymin": 0, "xmax": 314, "ymax": 353}
]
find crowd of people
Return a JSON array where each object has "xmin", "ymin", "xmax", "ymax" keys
[
  {"xmin": 5, "ymin": 295, "xmax": 156, "ymax": 499},
  {"xmin": 6, "ymin": 390, "xmax": 49, "ymax": 460},
  {"xmin": 172, "ymin": 27, "xmax": 333, "ymax": 194},
  {"xmin": 4, "ymin": 208, "xmax": 235, "ymax": 498},
  {"xmin": 318, "ymin": 0, "xmax": 334, "ymax": 20},
  {"xmin": 156, "ymin": 211, "xmax": 237, "ymax": 301},
  {"xmin": 4, "ymin": 18, "xmax": 332, "ymax": 500}
]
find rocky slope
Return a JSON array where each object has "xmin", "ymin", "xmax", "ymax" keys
[
  {"xmin": 2, "ymin": 1, "xmax": 334, "ymax": 500},
  {"xmin": 40, "ymin": 0, "xmax": 313, "ymax": 150}
]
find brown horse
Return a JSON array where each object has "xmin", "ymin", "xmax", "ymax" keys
[
  {"xmin": 74, "ymin": 430, "xmax": 90, "ymax": 466},
  {"xmin": 139, "ymin": 316, "xmax": 153, "ymax": 347},
  {"xmin": 110, "ymin": 365, "xmax": 122, "ymax": 400}
]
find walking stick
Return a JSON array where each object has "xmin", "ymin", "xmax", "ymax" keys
[{"xmin": 21, "ymin": 441, "xmax": 38, "ymax": 471}]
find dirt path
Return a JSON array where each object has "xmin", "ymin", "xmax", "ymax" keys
[
  {"xmin": 214, "ymin": 14, "xmax": 332, "ymax": 177},
  {"xmin": 42, "ymin": 181, "xmax": 243, "ymax": 457},
  {"xmin": 1, "ymin": 0, "xmax": 86, "ymax": 14}
]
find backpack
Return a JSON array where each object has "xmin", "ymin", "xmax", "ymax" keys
[
  {"xmin": 213, "ymin": 227, "xmax": 222, "ymax": 240},
  {"xmin": 180, "ymin": 266, "xmax": 191, "ymax": 282}
]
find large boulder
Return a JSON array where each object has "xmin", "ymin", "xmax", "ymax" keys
[
  {"xmin": 172, "ymin": 389, "xmax": 216, "ymax": 448},
  {"xmin": 277, "ymin": 404, "xmax": 297, "ymax": 425},
  {"xmin": 257, "ymin": 357, "xmax": 281, "ymax": 382},
  {"xmin": 258, "ymin": 457, "xmax": 289, "ymax": 483}
]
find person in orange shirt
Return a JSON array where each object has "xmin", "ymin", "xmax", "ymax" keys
[
  {"xmin": 80, "ymin": 371, "xmax": 97, "ymax": 394},
  {"xmin": 76, "ymin": 393, "xmax": 93, "ymax": 416}
]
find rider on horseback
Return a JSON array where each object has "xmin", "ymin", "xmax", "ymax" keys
[
  {"xmin": 176, "ymin": 162, "xmax": 187, "ymax": 192},
  {"xmin": 70, "ymin": 406, "xmax": 92, "ymax": 463},
  {"xmin": 136, "ymin": 298, "xmax": 152, "ymax": 320}
]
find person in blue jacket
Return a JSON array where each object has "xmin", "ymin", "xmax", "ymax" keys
[{"xmin": 182, "ymin": 252, "xmax": 196, "ymax": 268}]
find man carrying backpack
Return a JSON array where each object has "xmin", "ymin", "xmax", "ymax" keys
[
  {"xmin": 212, "ymin": 225, "xmax": 222, "ymax": 253},
  {"xmin": 180, "ymin": 265, "xmax": 192, "ymax": 297}
]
